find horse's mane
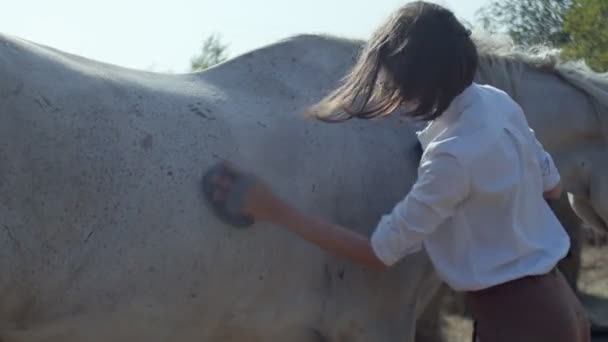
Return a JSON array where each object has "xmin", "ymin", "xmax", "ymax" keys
[
  {"xmin": 473, "ymin": 33, "xmax": 608, "ymax": 139},
  {"xmin": 286, "ymin": 33, "xmax": 608, "ymax": 138},
  {"xmin": 302, "ymin": 33, "xmax": 608, "ymax": 138}
]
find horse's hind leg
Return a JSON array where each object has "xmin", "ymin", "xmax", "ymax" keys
[{"xmin": 549, "ymin": 195, "xmax": 584, "ymax": 292}]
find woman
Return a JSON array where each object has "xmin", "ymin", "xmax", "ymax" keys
[{"xmin": 203, "ymin": 2, "xmax": 590, "ymax": 341}]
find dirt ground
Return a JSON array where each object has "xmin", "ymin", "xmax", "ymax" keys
[{"xmin": 441, "ymin": 241, "xmax": 608, "ymax": 342}]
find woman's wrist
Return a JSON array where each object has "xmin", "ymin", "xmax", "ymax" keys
[{"xmin": 271, "ymin": 201, "xmax": 300, "ymax": 227}]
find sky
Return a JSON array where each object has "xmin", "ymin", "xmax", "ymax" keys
[{"xmin": 0, "ymin": 0, "xmax": 489, "ymax": 73}]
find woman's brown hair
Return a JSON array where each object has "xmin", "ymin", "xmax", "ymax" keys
[{"xmin": 308, "ymin": 1, "xmax": 477, "ymax": 122}]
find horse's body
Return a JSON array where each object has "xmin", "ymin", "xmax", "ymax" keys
[
  {"xmin": 0, "ymin": 33, "xmax": 606, "ymax": 342},
  {"xmin": 0, "ymin": 34, "xmax": 438, "ymax": 342}
]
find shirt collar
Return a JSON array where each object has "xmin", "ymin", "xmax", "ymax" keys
[{"xmin": 416, "ymin": 83, "xmax": 479, "ymax": 149}]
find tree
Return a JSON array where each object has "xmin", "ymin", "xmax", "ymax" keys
[
  {"xmin": 476, "ymin": 0, "xmax": 572, "ymax": 47},
  {"xmin": 190, "ymin": 34, "xmax": 229, "ymax": 71},
  {"xmin": 562, "ymin": 0, "xmax": 608, "ymax": 72},
  {"xmin": 475, "ymin": 0, "xmax": 607, "ymax": 72}
]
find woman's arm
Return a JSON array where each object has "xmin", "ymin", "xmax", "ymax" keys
[
  {"xmin": 273, "ymin": 202, "xmax": 388, "ymax": 270},
  {"xmin": 208, "ymin": 163, "xmax": 388, "ymax": 270}
]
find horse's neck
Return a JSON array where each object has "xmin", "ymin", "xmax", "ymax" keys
[
  {"xmin": 493, "ymin": 65, "xmax": 601, "ymax": 147},
  {"xmin": 558, "ymin": 67, "xmax": 608, "ymax": 143},
  {"xmin": 478, "ymin": 62, "xmax": 606, "ymax": 198}
]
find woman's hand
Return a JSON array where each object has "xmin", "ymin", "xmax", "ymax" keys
[
  {"xmin": 240, "ymin": 176, "xmax": 289, "ymax": 223},
  {"xmin": 210, "ymin": 162, "xmax": 288, "ymax": 223}
]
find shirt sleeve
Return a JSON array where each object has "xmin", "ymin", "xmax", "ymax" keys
[
  {"xmin": 528, "ymin": 127, "xmax": 561, "ymax": 191},
  {"xmin": 371, "ymin": 152, "xmax": 470, "ymax": 266}
]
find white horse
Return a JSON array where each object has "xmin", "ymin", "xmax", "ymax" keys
[{"xmin": 0, "ymin": 33, "xmax": 605, "ymax": 342}]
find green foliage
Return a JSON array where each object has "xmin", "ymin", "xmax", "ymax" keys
[
  {"xmin": 476, "ymin": 0, "xmax": 572, "ymax": 47},
  {"xmin": 562, "ymin": 0, "xmax": 608, "ymax": 72},
  {"xmin": 190, "ymin": 34, "xmax": 229, "ymax": 71},
  {"xmin": 476, "ymin": 0, "xmax": 607, "ymax": 72}
]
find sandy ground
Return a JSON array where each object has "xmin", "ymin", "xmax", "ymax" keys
[{"xmin": 441, "ymin": 241, "xmax": 608, "ymax": 342}]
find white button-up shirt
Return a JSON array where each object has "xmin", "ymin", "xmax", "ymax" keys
[{"xmin": 371, "ymin": 83, "xmax": 570, "ymax": 291}]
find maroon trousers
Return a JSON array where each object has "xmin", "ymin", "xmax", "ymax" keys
[{"xmin": 466, "ymin": 269, "xmax": 590, "ymax": 342}]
